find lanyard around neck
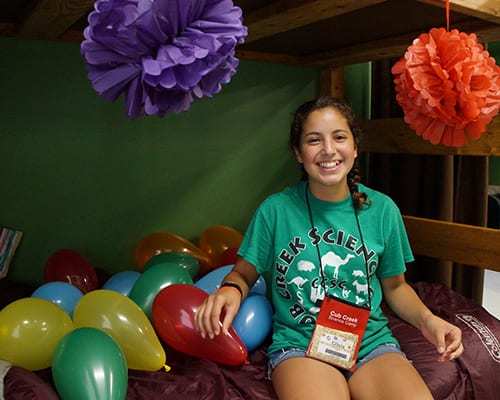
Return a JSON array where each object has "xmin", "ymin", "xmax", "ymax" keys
[{"xmin": 304, "ymin": 183, "xmax": 372, "ymax": 309}]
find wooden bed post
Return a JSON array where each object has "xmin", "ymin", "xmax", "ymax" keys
[{"xmin": 319, "ymin": 67, "xmax": 344, "ymax": 98}]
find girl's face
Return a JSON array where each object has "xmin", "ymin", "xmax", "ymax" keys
[{"xmin": 294, "ymin": 107, "xmax": 357, "ymax": 201}]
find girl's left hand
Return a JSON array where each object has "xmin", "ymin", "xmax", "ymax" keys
[{"xmin": 420, "ymin": 314, "xmax": 464, "ymax": 362}]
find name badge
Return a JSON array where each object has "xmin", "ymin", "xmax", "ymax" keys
[{"xmin": 306, "ymin": 296, "xmax": 370, "ymax": 371}]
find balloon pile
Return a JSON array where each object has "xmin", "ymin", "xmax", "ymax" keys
[{"xmin": 0, "ymin": 225, "xmax": 274, "ymax": 400}]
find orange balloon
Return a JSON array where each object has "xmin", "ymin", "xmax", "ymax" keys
[
  {"xmin": 135, "ymin": 232, "xmax": 212, "ymax": 275},
  {"xmin": 199, "ymin": 226, "xmax": 243, "ymax": 263}
]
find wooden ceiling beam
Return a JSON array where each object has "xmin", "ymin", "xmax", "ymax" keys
[
  {"xmin": 243, "ymin": 0, "xmax": 386, "ymax": 43},
  {"xmin": 359, "ymin": 115, "xmax": 500, "ymax": 156},
  {"xmin": 299, "ymin": 19, "xmax": 500, "ymax": 67},
  {"xmin": 236, "ymin": 49, "xmax": 302, "ymax": 65},
  {"xmin": 15, "ymin": 0, "xmax": 93, "ymax": 40},
  {"xmin": 417, "ymin": 0, "xmax": 500, "ymax": 25}
]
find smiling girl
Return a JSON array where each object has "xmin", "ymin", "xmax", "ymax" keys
[{"xmin": 195, "ymin": 96, "xmax": 463, "ymax": 400}]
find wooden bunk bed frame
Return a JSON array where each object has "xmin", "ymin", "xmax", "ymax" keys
[
  {"xmin": 403, "ymin": 215, "xmax": 500, "ymax": 272},
  {"xmin": 357, "ymin": 116, "xmax": 500, "ymax": 274},
  {"xmin": 0, "ymin": 0, "xmax": 498, "ymax": 277},
  {"xmin": 330, "ymin": 72, "xmax": 500, "ymax": 276},
  {"xmin": 238, "ymin": 0, "xmax": 500, "ymax": 279},
  {"xmin": 320, "ymin": 65, "xmax": 500, "ymax": 280},
  {"xmin": 238, "ymin": 0, "xmax": 500, "ymax": 276},
  {"xmin": 1, "ymin": 2, "xmax": 499, "ymax": 400},
  {"xmin": 1, "ymin": 0, "xmax": 498, "ymax": 274}
]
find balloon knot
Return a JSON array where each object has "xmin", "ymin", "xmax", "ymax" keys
[{"xmin": 163, "ymin": 364, "xmax": 171, "ymax": 372}]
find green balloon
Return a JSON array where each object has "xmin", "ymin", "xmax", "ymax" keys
[
  {"xmin": 52, "ymin": 327, "xmax": 127, "ymax": 400},
  {"xmin": 129, "ymin": 263, "xmax": 193, "ymax": 318},
  {"xmin": 143, "ymin": 252, "xmax": 200, "ymax": 278}
]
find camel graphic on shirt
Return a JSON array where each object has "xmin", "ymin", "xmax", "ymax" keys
[
  {"xmin": 290, "ymin": 252, "xmax": 358, "ymax": 315},
  {"xmin": 321, "ymin": 251, "xmax": 355, "ymax": 279}
]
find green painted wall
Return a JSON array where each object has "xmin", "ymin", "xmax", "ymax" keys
[
  {"xmin": 0, "ymin": 37, "xmax": 318, "ymax": 284},
  {"xmin": 2, "ymin": 36, "xmax": 498, "ymax": 285},
  {"xmin": 345, "ymin": 63, "xmax": 372, "ymax": 119},
  {"xmin": 489, "ymin": 42, "xmax": 500, "ymax": 185}
]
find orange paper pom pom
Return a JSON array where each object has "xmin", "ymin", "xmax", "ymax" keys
[{"xmin": 392, "ymin": 27, "xmax": 500, "ymax": 147}]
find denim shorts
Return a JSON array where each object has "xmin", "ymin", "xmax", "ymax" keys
[{"xmin": 266, "ymin": 343, "xmax": 404, "ymax": 380}]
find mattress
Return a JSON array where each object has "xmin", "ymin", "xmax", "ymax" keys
[{"xmin": 2, "ymin": 280, "xmax": 499, "ymax": 400}]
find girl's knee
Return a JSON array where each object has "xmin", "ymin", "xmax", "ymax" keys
[
  {"xmin": 272, "ymin": 357, "xmax": 350, "ymax": 400},
  {"xmin": 349, "ymin": 354, "xmax": 433, "ymax": 400}
]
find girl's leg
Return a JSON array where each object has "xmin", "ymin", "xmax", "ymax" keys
[
  {"xmin": 348, "ymin": 353, "xmax": 434, "ymax": 400},
  {"xmin": 271, "ymin": 357, "xmax": 350, "ymax": 400}
]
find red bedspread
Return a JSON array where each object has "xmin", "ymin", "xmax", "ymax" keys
[
  {"xmin": 391, "ymin": 282, "xmax": 500, "ymax": 400},
  {"xmin": 3, "ymin": 281, "xmax": 499, "ymax": 400}
]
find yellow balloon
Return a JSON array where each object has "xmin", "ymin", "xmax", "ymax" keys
[
  {"xmin": 73, "ymin": 289, "xmax": 167, "ymax": 371},
  {"xmin": 0, "ymin": 297, "xmax": 74, "ymax": 371}
]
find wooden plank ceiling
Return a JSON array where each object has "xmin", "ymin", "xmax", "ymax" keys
[{"xmin": 0, "ymin": 0, "xmax": 499, "ymax": 67}]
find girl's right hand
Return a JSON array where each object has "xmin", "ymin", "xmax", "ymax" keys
[{"xmin": 194, "ymin": 286, "xmax": 242, "ymax": 339}]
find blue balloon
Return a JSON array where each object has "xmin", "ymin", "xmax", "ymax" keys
[
  {"xmin": 250, "ymin": 273, "xmax": 267, "ymax": 296},
  {"xmin": 194, "ymin": 265, "xmax": 267, "ymax": 296},
  {"xmin": 32, "ymin": 281, "xmax": 83, "ymax": 317},
  {"xmin": 102, "ymin": 270, "xmax": 141, "ymax": 297},
  {"xmin": 232, "ymin": 295, "xmax": 273, "ymax": 351}
]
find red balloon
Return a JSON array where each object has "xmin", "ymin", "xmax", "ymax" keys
[
  {"xmin": 44, "ymin": 249, "xmax": 98, "ymax": 293},
  {"xmin": 214, "ymin": 246, "xmax": 240, "ymax": 268},
  {"xmin": 152, "ymin": 284, "xmax": 248, "ymax": 366}
]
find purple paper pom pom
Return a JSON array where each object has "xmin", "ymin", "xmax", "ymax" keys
[{"xmin": 81, "ymin": 0, "xmax": 248, "ymax": 118}]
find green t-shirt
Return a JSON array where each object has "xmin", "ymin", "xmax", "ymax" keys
[{"xmin": 238, "ymin": 181, "xmax": 414, "ymax": 359}]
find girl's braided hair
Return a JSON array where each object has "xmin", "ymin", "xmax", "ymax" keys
[{"xmin": 289, "ymin": 96, "xmax": 368, "ymax": 210}]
